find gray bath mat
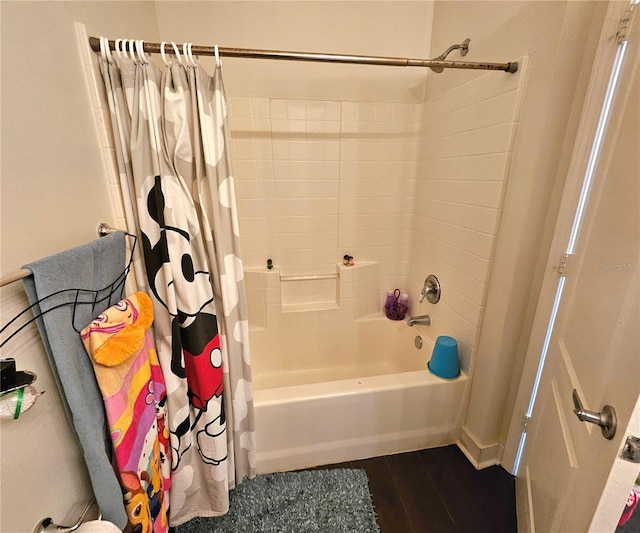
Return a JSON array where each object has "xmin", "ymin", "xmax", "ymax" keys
[{"xmin": 175, "ymin": 468, "xmax": 380, "ymax": 532}]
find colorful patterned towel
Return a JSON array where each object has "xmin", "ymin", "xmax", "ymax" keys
[{"xmin": 82, "ymin": 292, "xmax": 170, "ymax": 533}]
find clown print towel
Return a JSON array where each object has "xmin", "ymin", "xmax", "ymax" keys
[{"xmin": 81, "ymin": 292, "xmax": 170, "ymax": 533}]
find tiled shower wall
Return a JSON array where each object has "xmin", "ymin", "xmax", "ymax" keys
[
  {"xmin": 229, "ymin": 65, "xmax": 526, "ymax": 372},
  {"xmin": 229, "ymin": 97, "xmax": 421, "ymax": 295},
  {"xmin": 409, "ymin": 65, "xmax": 526, "ymax": 370}
]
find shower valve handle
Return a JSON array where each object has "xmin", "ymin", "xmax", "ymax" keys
[{"xmin": 419, "ymin": 275, "xmax": 441, "ymax": 304}]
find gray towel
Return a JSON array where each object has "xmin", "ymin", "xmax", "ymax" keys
[{"xmin": 23, "ymin": 232, "xmax": 128, "ymax": 529}]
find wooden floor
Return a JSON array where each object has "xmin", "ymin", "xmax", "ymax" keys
[{"xmin": 319, "ymin": 445, "xmax": 517, "ymax": 533}]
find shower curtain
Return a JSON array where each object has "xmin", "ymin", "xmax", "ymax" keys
[{"xmin": 98, "ymin": 46, "xmax": 255, "ymax": 526}]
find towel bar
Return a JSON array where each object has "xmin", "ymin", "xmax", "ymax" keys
[
  {"xmin": 97, "ymin": 222, "xmax": 126, "ymax": 237},
  {"xmin": 0, "ymin": 223, "xmax": 126, "ymax": 288}
]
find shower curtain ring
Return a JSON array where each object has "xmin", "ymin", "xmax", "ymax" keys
[
  {"xmin": 99, "ymin": 37, "xmax": 107, "ymax": 62},
  {"xmin": 128, "ymin": 39, "xmax": 137, "ymax": 63},
  {"xmin": 115, "ymin": 38, "xmax": 124, "ymax": 60},
  {"xmin": 161, "ymin": 42, "xmax": 170, "ymax": 66},
  {"xmin": 136, "ymin": 40, "xmax": 148, "ymax": 64},
  {"xmin": 187, "ymin": 43, "xmax": 196, "ymax": 67},
  {"xmin": 171, "ymin": 42, "xmax": 183, "ymax": 65},
  {"xmin": 142, "ymin": 41, "xmax": 150, "ymax": 64},
  {"xmin": 104, "ymin": 39, "xmax": 114, "ymax": 64},
  {"xmin": 182, "ymin": 43, "xmax": 191, "ymax": 67}
]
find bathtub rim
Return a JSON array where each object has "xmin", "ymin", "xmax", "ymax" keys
[{"xmin": 254, "ymin": 369, "xmax": 469, "ymax": 405}]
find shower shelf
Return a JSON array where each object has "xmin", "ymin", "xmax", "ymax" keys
[
  {"xmin": 280, "ymin": 273, "xmax": 339, "ymax": 282},
  {"xmin": 281, "ymin": 301, "xmax": 340, "ymax": 313}
]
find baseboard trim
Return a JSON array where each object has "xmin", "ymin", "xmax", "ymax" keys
[
  {"xmin": 257, "ymin": 427, "xmax": 459, "ymax": 474},
  {"xmin": 457, "ymin": 427, "xmax": 504, "ymax": 470}
]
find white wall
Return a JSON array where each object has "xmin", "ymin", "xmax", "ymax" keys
[
  {"xmin": 154, "ymin": 1, "xmax": 434, "ymax": 103},
  {"xmin": 0, "ymin": 2, "xmax": 161, "ymax": 531}
]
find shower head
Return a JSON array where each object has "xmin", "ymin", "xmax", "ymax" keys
[{"xmin": 430, "ymin": 38, "xmax": 471, "ymax": 73}]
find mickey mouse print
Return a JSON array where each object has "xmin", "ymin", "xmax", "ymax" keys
[{"xmin": 142, "ymin": 175, "xmax": 228, "ymax": 472}]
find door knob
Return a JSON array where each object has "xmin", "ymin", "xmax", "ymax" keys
[{"xmin": 572, "ymin": 389, "xmax": 617, "ymax": 440}]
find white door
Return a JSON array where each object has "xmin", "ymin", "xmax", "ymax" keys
[{"xmin": 508, "ymin": 1, "xmax": 640, "ymax": 531}]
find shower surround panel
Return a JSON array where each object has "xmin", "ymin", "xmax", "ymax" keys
[
  {"xmin": 229, "ymin": 62, "xmax": 526, "ymax": 374},
  {"xmin": 410, "ymin": 62, "xmax": 527, "ymax": 371},
  {"xmin": 229, "ymin": 97, "xmax": 421, "ymax": 300},
  {"xmin": 228, "ymin": 65, "xmax": 525, "ymax": 472}
]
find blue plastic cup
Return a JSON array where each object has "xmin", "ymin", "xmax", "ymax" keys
[{"xmin": 428, "ymin": 336, "xmax": 460, "ymax": 379}]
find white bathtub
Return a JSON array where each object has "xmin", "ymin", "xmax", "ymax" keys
[{"xmin": 250, "ymin": 314, "xmax": 469, "ymax": 474}]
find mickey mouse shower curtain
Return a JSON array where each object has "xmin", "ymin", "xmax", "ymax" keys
[{"xmin": 98, "ymin": 43, "xmax": 255, "ymax": 526}]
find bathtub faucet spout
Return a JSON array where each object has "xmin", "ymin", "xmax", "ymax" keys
[{"xmin": 407, "ymin": 314, "xmax": 431, "ymax": 327}]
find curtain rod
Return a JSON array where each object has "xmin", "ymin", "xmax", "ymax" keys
[{"xmin": 88, "ymin": 37, "xmax": 518, "ymax": 74}]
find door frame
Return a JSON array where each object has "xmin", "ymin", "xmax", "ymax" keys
[{"xmin": 502, "ymin": 0, "xmax": 637, "ymax": 473}]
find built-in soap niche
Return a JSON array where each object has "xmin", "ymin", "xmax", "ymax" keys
[
  {"xmin": 279, "ymin": 266, "xmax": 339, "ymax": 313},
  {"xmin": 244, "ymin": 261, "xmax": 381, "ymax": 325}
]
